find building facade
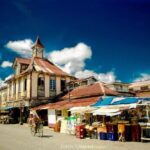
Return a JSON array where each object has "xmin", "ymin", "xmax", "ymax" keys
[
  {"xmin": 105, "ymin": 82, "xmax": 135, "ymax": 97},
  {"xmin": 0, "ymin": 86, "xmax": 7, "ymax": 108},
  {"xmin": 129, "ymin": 80, "xmax": 150, "ymax": 97},
  {"xmin": 2, "ymin": 37, "xmax": 74, "ymax": 109}
]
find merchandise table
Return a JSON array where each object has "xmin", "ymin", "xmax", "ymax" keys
[{"xmin": 141, "ymin": 126, "xmax": 150, "ymax": 142}]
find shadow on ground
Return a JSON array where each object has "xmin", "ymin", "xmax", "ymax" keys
[{"xmin": 41, "ymin": 135, "xmax": 53, "ymax": 138}]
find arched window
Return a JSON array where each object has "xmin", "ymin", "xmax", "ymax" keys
[
  {"xmin": 37, "ymin": 74, "xmax": 45, "ymax": 97},
  {"xmin": 24, "ymin": 78, "xmax": 27, "ymax": 91},
  {"xmin": 50, "ymin": 76, "xmax": 56, "ymax": 97},
  {"xmin": 61, "ymin": 78, "xmax": 66, "ymax": 92}
]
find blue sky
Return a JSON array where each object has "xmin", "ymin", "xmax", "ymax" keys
[{"xmin": 0, "ymin": 0, "xmax": 150, "ymax": 83}]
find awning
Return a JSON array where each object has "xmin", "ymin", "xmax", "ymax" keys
[
  {"xmin": 0, "ymin": 106, "xmax": 14, "ymax": 110},
  {"xmin": 69, "ymin": 106, "xmax": 96, "ymax": 113},
  {"xmin": 111, "ymin": 97, "xmax": 140, "ymax": 105},
  {"xmin": 92, "ymin": 104, "xmax": 135, "ymax": 116},
  {"xmin": 91, "ymin": 96, "xmax": 115, "ymax": 107},
  {"xmin": 91, "ymin": 96, "xmax": 150, "ymax": 107},
  {"xmin": 93, "ymin": 111, "xmax": 121, "ymax": 116},
  {"xmin": 31, "ymin": 96, "xmax": 100, "ymax": 111}
]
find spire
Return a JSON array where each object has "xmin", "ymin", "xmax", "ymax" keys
[
  {"xmin": 32, "ymin": 36, "xmax": 44, "ymax": 49},
  {"xmin": 32, "ymin": 36, "xmax": 44, "ymax": 58}
]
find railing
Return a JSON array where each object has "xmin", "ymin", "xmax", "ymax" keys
[
  {"xmin": 37, "ymin": 89, "xmax": 45, "ymax": 97},
  {"xmin": 18, "ymin": 92, "xmax": 27, "ymax": 101},
  {"xmin": 50, "ymin": 90, "xmax": 56, "ymax": 97},
  {"xmin": 20, "ymin": 91, "xmax": 27, "ymax": 99}
]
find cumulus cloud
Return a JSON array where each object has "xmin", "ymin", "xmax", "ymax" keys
[
  {"xmin": 5, "ymin": 39, "xmax": 33, "ymax": 57},
  {"xmin": 1, "ymin": 61, "xmax": 13, "ymax": 68},
  {"xmin": 48, "ymin": 43, "xmax": 92, "ymax": 74},
  {"xmin": 75, "ymin": 70, "xmax": 116, "ymax": 83},
  {"xmin": 48, "ymin": 42, "xmax": 118, "ymax": 83},
  {"xmin": 134, "ymin": 73, "xmax": 150, "ymax": 82}
]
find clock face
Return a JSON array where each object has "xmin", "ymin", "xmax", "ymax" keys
[{"xmin": 37, "ymin": 48, "xmax": 43, "ymax": 53}]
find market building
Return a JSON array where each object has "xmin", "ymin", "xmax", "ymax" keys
[
  {"xmin": 129, "ymin": 80, "xmax": 150, "ymax": 97},
  {"xmin": 0, "ymin": 86, "xmax": 7, "ymax": 108},
  {"xmin": 31, "ymin": 81, "xmax": 119, "ymax": 128},
  {"xmin": 31, "ymin": 82, "xmax": 150, "ymax": 142},
  {"xmin": 0, "ymin": 37, "xmax": 74, "ymax": 123},
  {"xmin": 105, "ymin": 82, "xmax": 135, "ymax": 97}
]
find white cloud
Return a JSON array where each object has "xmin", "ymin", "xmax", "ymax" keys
[
  {"xmin": 1, "ymin": 61, "xmax": 13, "ymax": 68},
  {"xmin": 5, "ymin": 39, "xmax": 33, "ymax": 57},
  {"xmin": 134, "ymin": 73, "xmax": 150, "ymax": 82},
  {"xmin": 75, "ymin": 70, "xmax": 116, "ymax": 83},
  {"xmin": 48, "ymin": 43, "xmax": 92, "ymax": 74},
  {"xmin": 48, "ymin": 42, "xmax": 118, "ymax": 83}
]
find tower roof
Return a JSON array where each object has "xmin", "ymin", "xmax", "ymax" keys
[{"xmin": 32, "ymin": 36, "xmax": 44, "ymax": 49}]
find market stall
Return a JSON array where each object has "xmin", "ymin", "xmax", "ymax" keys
[{"xmin": 67, "ymin": 96, "xmax": 150, "ymax": 142}]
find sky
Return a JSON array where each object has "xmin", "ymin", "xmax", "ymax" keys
[{"xmin": 0, "ymin": 0, "xmax": 150, "ymax": 85}]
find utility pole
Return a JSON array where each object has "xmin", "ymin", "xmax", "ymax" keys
[
  {"xmin": 0, "ymin": 99, "xmax": 1, "ymax": 120},
  {"xmin": 19, "ymin": 101, "xmax": 23, "ymax": 125},
  {"xmin": 67, "ymin": 84, "xmax": 71, "ymax": 102}
]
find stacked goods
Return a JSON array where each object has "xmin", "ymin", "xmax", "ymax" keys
[
  {"xmin": 97, "ymin": 125, "xmax": 107, "ymax": 140},
  {"xmin": 106, "ymin": 124, "xmax": 118, "ymax": 141},
  {"xmin": 131, "ymin": 124, "xmax": 141, "ymax": 142},
  {"xmin": 118, "ymin": 124, "xmax": 126, "ymax": 142},
  {"xmin": 91, "ymin": 122, "xmax": 100, "ymax": 139},
  {"xmin": 75, "ymin": 124, "xmax": 86, "ymax": 139},
  {"xmin": 143, "ymin": 128, "xmax": 150, "ymax": 138},
  {"xmin": 85, "ymin": 125, "xmax": 92, "ymax": 138},
  {"xmin": 54, "ymin": 121, "xmax": 61, "ymax": 132},
  {"xmin": 85, "ymin": 125, "xmax": 98, "ymax": 139},
  {"xmin": 60, "ymin": 120, "xmax": 68, "ymax": 133},
  {"xmin": 125, "ymin": 124, "xmax": 132, "ymax": 141},
  {"xmin": 91, "ymin": 127, "xmax": 98, "ymax": 139},
  {"xmin": 67, "ymin": 116, "xmax": 76, "ymax": 135}
]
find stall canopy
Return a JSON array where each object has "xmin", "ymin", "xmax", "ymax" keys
[
  {"xmin": 92, "ymin": 104, "xmax": 136, "ymax": 116},
  {"xmin": 92, "ymin": 108, "xmax": 121, "ymax": 116},
  {"xmin": 91, "ymin": 96, "xmax": 150, "ymax": 107},
  {"xmin": 0, "ymin": 106, "xmax": 14, "ymax": 111},
  {"xmin": 69, "ymin": 106, "xmax": 96, "ymax": 113}
]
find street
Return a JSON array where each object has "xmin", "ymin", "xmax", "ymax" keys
[{"xmin": 0, "ymin": 124, "xmax": 150, "ymax": 150}]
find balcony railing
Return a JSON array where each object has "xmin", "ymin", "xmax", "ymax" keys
[
  {"xmin": 50, "ymin": 90, "xmax": 56, "ymax": 97},
  {"xmin": 37, "ymin": 86, "xmax": 45, "ymax": 97}
]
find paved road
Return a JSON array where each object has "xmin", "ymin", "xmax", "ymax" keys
[{"xmin": 0, "ymin": 124, "xmax": 150, "ymax": 150}]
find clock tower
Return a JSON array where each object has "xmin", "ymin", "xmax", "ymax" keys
[{"xmin": 32, "ymin": 36, "xmax": 44, "ymax": 58}]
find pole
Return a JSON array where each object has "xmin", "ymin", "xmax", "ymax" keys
[
  {"xmin": 67, "ymin": 85, "xmax": 70, "ymax": 102},
  {"xmin": 146, "ymin": 105, "xmax": 149, "ymax": 120},
  {"xmin": 20, "ymin": 102, "xmax": 23, "ymax": 125},
  {"xmin": 0, "ymin": 99, "xmax": 1, "ymax": 120}
]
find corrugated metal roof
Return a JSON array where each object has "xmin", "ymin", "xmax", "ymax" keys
[
  {"xmin": 15, "ymin": 57, "xmax": 31, "ymax": 65},
  {"xmin": 61, "ymin": 82, "xmax": 119, "ymax": 100},
  {"xmin": 31, "ymin": 96, "xmax": 100, "ymax": 110}
]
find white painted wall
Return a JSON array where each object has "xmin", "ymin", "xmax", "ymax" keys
[
  {"xmin": 32, "ymin": 72, "xmax": 38, "ymax": 97},
  {"xmin": 45, "ymin": 75, "xmax": 50, "ymax": 97},
  {"xmin": 56, "ymin": 76, "xmax": 61, "ymax": 94},
  {"xmin": 20, "ymin": 77, "xmax": 24, "ymax": 96},
  {"xmin": 27, "ymin": 74, "xmax": 31, "ymax": 98},
  {"xmin": 16, "ymin": 80, "xmax": 19, "ymax": 100},
  {"xmin": 48, "ymin": 109, "xmax": 56, "ymax": 125}
]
